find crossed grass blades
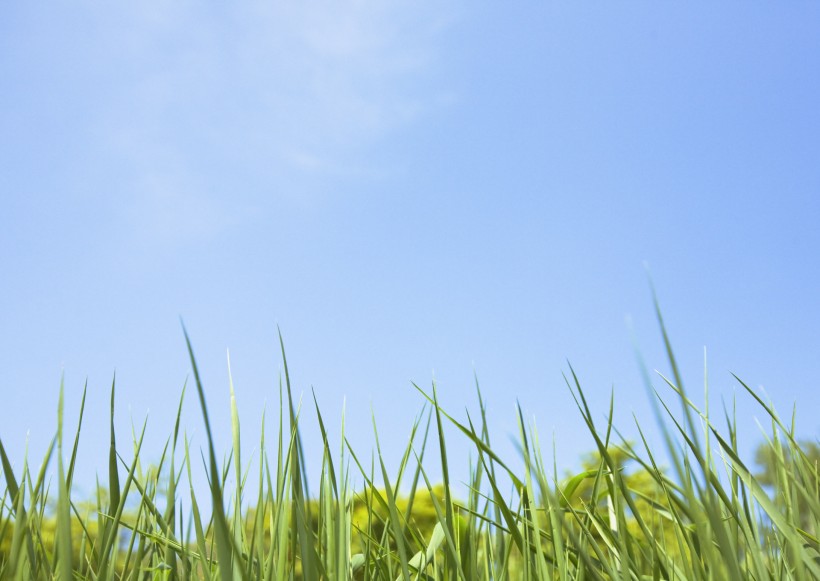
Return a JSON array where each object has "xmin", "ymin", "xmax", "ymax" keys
[{"xmin": 1, "ymin": 304, "xmax": 819, "ymax": 580}]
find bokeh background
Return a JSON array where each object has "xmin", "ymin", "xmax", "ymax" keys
[{"xmin": 2, "ymin": 2, "xmax": 819, "ymax": 498}]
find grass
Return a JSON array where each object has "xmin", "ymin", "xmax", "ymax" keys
[{"xmin": 1, "ymin": 308, "xmax": 819, "ymax": 580}]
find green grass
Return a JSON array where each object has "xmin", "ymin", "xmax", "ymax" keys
[{"xmin": 1, "ymin": 311, "xmax": 819, "ymax": 580}]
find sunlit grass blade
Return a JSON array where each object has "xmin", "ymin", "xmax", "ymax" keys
[
  {"xmin": 65, "ymin": 381, "xmax": 87, "ymax": 492},
  {"xmin": 277, "ymin": 327, "xmax": 320, "ymax": 581},
  {"xmin": 55, "ymin": 376, "xmax": 73, "ymax": 581},
  {"xmin": 182, "ymin": 323, "xmax": 242, "ymax": 581}
]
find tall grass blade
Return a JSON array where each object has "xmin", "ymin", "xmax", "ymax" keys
[{"xmin": 182, "ymin": 323, "xmax": 241, "ymax": 581}]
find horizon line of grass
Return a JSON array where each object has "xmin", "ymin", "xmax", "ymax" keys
[{"xmin": 1, "ymin": 306, "xmax": 819, "ymax": 580}]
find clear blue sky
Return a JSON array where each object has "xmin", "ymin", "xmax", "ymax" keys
[{"xmin": 2, "ymin": 2, "xmax": 819, "ymax": 499}]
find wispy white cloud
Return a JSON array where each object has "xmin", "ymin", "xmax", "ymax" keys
[
  {"xmin": 79, "ymin": 0, "xmax": 458, "ymax": 244},
  {"xmin": 229, "ymin": 1, "xmax": 458, "ymax": 168}
]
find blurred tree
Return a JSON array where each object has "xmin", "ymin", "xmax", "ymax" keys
[
  {"xmin": 576, "ymin": 446, "xmax": 674, "ymax": 530},
  {"xmin": 755, "ymin": 439, "xmax": 820, "ymax": 535}
]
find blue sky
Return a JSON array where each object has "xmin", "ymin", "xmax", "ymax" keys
[{"xmin": 1, "ymin": 2, "xmax": 819, "ymax": 498}]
